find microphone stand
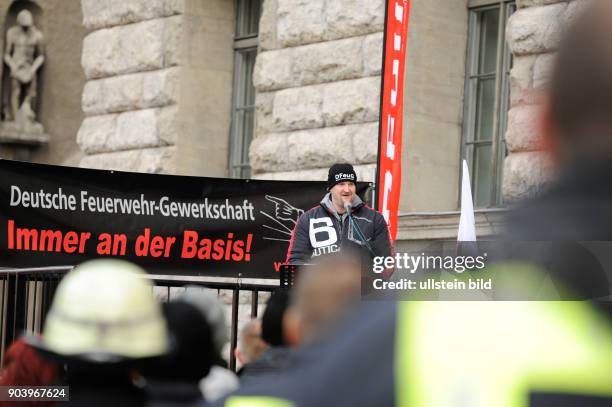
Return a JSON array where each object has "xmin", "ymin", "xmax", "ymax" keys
[{"xmin": 345, "ymin": 202, "xmax": 377, "ymax": 259}]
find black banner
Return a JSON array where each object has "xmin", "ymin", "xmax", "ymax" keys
[{"xmin": 0, "ymin": 160, "xmax": 371, "ymax": 279}]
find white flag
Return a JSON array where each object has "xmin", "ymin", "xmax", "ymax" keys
[{"xmin": 458, "ymin": 159, "xmax": 476, "ymax": 242}]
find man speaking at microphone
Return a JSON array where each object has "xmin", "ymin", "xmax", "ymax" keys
[{"xmin": 286, "ymin": 163, "xmax": 392, "ymax": 265}]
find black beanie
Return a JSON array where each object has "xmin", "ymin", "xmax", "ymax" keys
[{"xmin": 327, "ymin": 163, "xmax": 357, "ymax": 190}]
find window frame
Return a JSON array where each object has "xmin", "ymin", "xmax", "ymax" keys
[
  {"xmin": 228, "ymin": 0, "xmax": 262, "ymax": 179},
  {"xmin": 461, "ymin": 0, "xmax": 515, "ymax": 207}
]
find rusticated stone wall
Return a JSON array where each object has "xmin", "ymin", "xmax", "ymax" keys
[
  {"xmin": 77, "ymin": 0, "xmax": 235, "ymax": 176},
  {"xmin": 250, "ymin": 0, "xmax": 385, "ymax": 182},
  {"xmin": 77, "ymin": 0, "xmax": 183, "ymax": 173},
  {"xmin": 503, "ymin": 0, "xmax": 592, "ymax": 202}
]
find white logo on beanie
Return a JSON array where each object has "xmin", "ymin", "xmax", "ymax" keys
[{"xmin": 335, "ymin": 173, "xmax": 355, "ymax": 181}]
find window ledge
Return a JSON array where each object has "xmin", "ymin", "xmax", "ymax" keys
[{"xmin": 396, "ymin": 208, "xmax": 507, "ymax": 241}]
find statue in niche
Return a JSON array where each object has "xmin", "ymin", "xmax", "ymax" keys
[{"xmin": 1, "ymin": 9, "xmax": 46, "ymax": 140}]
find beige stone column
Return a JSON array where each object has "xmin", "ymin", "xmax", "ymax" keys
[
  {"xmin": 77, "ymin": 0, "xmax": 234, "ymax": 176},
  {"xmin": 250, "ymin": 0, "xmax": 386, "ymax": 182},
  {"xmin": 503, "ymin": 0, "xmax": 590, "ymax": 202}
]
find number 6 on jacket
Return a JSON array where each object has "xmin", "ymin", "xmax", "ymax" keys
[{"xmin": 309, "ymin": 218, "xmax": 338, "ymax": 248}]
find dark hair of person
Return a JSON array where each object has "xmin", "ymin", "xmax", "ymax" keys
[{"xmin": 261, "ymin": 290, "xmax": 291, "ymax": 347}]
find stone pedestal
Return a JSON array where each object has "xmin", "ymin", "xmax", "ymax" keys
[
  {"xmin": 0, "ymin": 120, "xmax": 49, "ymax": 163},
  {"xmin": 0, "ymin": 120, "xmax": 49, "ymax": 145}
]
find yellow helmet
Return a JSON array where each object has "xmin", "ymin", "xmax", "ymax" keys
[{"xmin": 38, "ymin": 259, "xmax": 169, "ymax": 362}]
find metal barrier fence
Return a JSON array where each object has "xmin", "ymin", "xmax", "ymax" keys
[{"xmin": 0, "ymin": 267, "xmax": 278, "ymax": 371}]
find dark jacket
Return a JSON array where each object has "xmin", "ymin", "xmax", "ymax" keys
[
  {"xmin": 61, "ymin": 365, "xmax": 147, "ymax": 407},
  {"xmin": 145, "ymin": 380, "xmax": 203, "ymax": 407},
  {"xmin": 286, "ymin": 193, "xmax": 392, "ymax": 265},
  {"xmin": 506, "ymin": 159, "xmax": 612, "ymax": 240},
  {"xmin": 238, "ymin": 347, "xmax": 292, "ymax": 383},
  {"xmin": 505, "ymin": 159, "xmax": 612, "ymax": 302}
]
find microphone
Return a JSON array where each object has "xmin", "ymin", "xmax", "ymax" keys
[{"xmin": 344, "ymin": 202, "xmax": 352, "ymax": 214}]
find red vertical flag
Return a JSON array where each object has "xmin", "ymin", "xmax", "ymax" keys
[{"xmin": 376, "ymin": 0, "xmax": 411, "ymax": 240}]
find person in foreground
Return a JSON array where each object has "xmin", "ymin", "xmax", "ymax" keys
[
  {"xmin": 28, "ymin": 259, "xmax": 170, "ymax": 407},
  {"xmin": 503, "ymin": 0, "xmax": 612, "ymax": 304},
  {"xmin": 238, "ymin": 291, "xmax": 292, "ymax": 382},
  {"xmin": 235, "ymin": 319, "xmax": 268, "ymax": 376}
]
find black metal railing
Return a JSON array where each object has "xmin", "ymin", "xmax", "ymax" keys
[{"xmin": 0, "ymin": 267, "xmax": 277, "ymax": 371}]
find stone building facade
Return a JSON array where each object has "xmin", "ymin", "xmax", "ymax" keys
[
  {"xmin": 77, "ymin": 0, "xmax": 385, "ymax": 181},
  {"xmin": 0, "ymin": 0, "xmax": 580, "ymax": 242},
  {"xmin": 0, "ymin": 0, "xmax": 589, "ymax": 236}
]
